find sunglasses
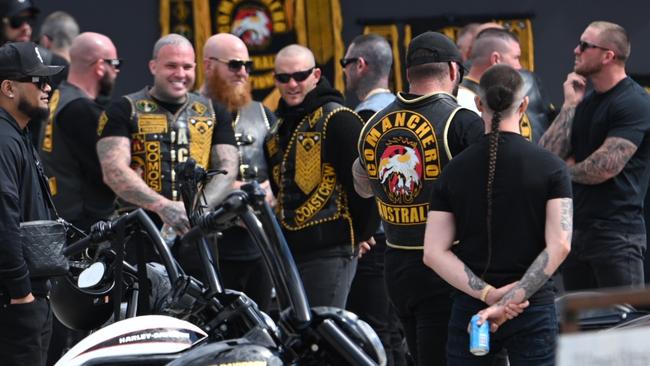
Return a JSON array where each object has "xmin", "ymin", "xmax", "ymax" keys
[
  {"xmin": 103, "ymin": 58, "xmax": 123, "ymax": 70},
  {"xmin": 578, "ymin": 40, "xmax": 611, "ymax": 53},
  {"xmin": 339, "ymin": 57, "xmax": 360, "ymax": 68},
  {"xmin": 5, "ymin": 14, "xmax": 35, "ymax": 29},
  {"xmin": 209, "ymin": 57, "xmax": 253, "ymax": 73},
  {"xmin": 12, "ymin": 76, "xmax": 49, "ymax": 90},
  {"xmin": 274, "ymin": 68, "xmax": 314, "ymax": 83}
]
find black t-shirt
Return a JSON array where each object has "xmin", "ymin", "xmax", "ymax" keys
[
  {"xmin": 430, "ymin": 132, "xmax": 572, "ymax": 304},
  {"xmin": 55, "ymin": 97, "xmax": 116, "ymax": 230},
  {"xmin": 571, "ymin": 77, "xmax": 650, "ymax": 232},
  {"xmin": 101, "ymin": 94, "xmax": 236, "ymax": 147}
]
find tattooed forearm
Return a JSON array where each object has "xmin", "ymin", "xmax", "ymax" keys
[
  {"xmin": 560, "ymin": 198, "xmax": 573, "ymax": 242},
  {"xmin": 464, "ymin": 264, "xmax": 488, "ymax": 291},
  {"xmin": 97, "ymin": 136, "xmax": 167, "ymax": 211},
  {"xmin": 352, "ymin": 158, "xmax": 374, "ymax": 198},
  {"xmin": 570, "ymin": 137, "xmax": 637, "ymax": 185},
  {"xmin": 497, "ymin": 250, "xmax": 551, "ymax": 306},
  {"xmin": 204, "ymin": 144, "xmax": 238, "ymax": 208},
  {"xmin": 539, "ymin": 106, "xmax": 575, "ymax": 159}
]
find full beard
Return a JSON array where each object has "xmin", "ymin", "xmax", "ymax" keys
[
  {"xmin": 206, "ymin": 71, "xmax": 252, "ymax": 112},
  {"xmin": 18, "ymin": 97, "xmax": 49, "ymax": 122}
]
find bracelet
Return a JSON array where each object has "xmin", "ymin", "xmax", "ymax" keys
[{"xmin": 480, "ymin": 285, "xmax": 494, "ymax": 303}]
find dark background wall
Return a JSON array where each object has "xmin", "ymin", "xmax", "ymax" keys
[{"xmin": 37, "ymin": 0, "xmax": 650, "ymax": 106}]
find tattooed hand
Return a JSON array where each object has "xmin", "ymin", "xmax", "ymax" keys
[{"xmin": 157, "ymin": 200, "xmax": 190, "ymax": 235}]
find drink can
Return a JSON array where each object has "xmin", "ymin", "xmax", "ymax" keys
[{"xmin": 469, "ymin": 314, "xmax": 490, "ymax": 356}]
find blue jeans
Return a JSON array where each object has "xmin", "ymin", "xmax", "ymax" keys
[{"xmin": 447, "ymin": 295, "xmax": 557, "ymax": 366}]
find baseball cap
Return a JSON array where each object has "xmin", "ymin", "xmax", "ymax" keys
[
  {"xmin": 0, "ymin": 0, "xmax": 39, "ymax": 18},
  {"xmin": 406, "ymin": 31, "xmax": 464, "ymax": 68},
  {"xmin": 0, "ymin": 42, "xmax": 64, "ymax": 79}
]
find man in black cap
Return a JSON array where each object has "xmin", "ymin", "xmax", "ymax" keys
[
  {"xmin": 0, "ymin": 0, "xmax": 38, "ymax": 43},
  {"xmin": 353, "ymin": 31, "xmax": 483, "ymax": 365},
  {"xmin": 0, "ymin": 41, "xmax": 63, "ymax": 366}
]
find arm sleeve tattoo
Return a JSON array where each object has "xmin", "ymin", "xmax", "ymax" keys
[
  {"xmin": 539, "ymin": 106, "xmax": 575, "ymax": 159},
  {"xmin": 569, "ymin": 137, "xmax": 637, "ymax": 184},
  {"xmin": 204, "ymin": 144, "xmax": 238, "ymax": 208}
]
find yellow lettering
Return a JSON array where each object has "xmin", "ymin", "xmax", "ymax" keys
[
  {"xmin": 177, "ymin": 129, "xmax": 189, "ymax": 145},
  {"xmin": 424, "ymin": 148, "xmax": 438, "ymax": 162},
  {"xmin": 421, "ymin": 135, "xmax": 435, "ymax": 148},
  {"xmin": 406, "ymin": 115, "xmax": 420, "ymax": 129},
  {"xmin": 394, "ymin": 112, "xmax": 405, "ymax": 127},
  {"xmin": 178, "ymin": 148, "xmax": 188, "ymax": 163},
  {"xmin": 382, "ymin": 117, "xmax": 393, "ymax": 132},
  {"xmin": 365, "ymin": 128, "xmax": 381, "ymax": 148},
  {"xmin": 415, "ymin": 122, "xmax": 431, "ymax": 138},
  {"xmin": 425, "ymin": 164, "xmax": 440, "ymax": 178}
]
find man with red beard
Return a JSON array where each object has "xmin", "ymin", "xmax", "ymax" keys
[
  {"xmin": 541, "ymin": 21, "xmax": 650, "ymax": 291},
  {"xmin": 200, "ymin": 33, "xmax": 275, "ymax": 311}
]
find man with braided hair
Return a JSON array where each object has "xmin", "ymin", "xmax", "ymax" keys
[{"xmin": 424, "ymin": 64, "xmax": 572, "ymax": 365}]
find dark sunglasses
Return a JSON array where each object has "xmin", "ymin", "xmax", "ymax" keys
[
  {"xmin": 12, "ymin": 76, "xmax": 49, "ymax": 90},
  {"xmin": 5, "ymin": 14, "xmax": 35, "ymax": 29},
  {"xmin": 578, "ymin": 40, "xmax": 611, "ymax": 53},
  {"xmin": 339, "ymin": 57, "xmax": 360, "ymax": 68},
  {"xmin": 274, "ymin": 68, "xmax": 314, "ymax": 83},
  {"xmin": 102, "ymin": 58, "xmax": 123, "ymax": 70},
  {"xmin": 210, "ymin": 57, "xmax": 253, "ymax": 73}
]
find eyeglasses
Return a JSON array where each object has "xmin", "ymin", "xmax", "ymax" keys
[
  {"xmin": 12, "ymin": 76, "xmax": 49, "ymax": 90},
  {"xmin": 209, "ymin": 57, "xmax": 253, "ymax": 73},
  {"xmin": 274, "ymin": 68, "xmax": 314, "ymax": 83},
  {"xmin": 339, "ymin": 57, "xmax": 360, "ymax": 68},
  {"xmin": 102, "ymin": 59, "xmax": 123, "ymax": 70},
  {"xmin": 5, "ymin": 14, "xmax": 35, "ymax": 29},
  {"xmin": 578, "ymin": 40, "xmax": 611, "ymax": 53}
]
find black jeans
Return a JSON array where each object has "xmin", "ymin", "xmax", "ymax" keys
[
  {"xmin": 296, "ymin": 254, "xmax": 357, "ymax": 308},
  {"xmin": 447, "ymin": 294, "xmax": 557, "ymax": 366},
  {"xmin": 347, "ymin": 235, "xmax": 408, "ymax": 366},
  {"xmin": 0, "ymin": 293, "xmax": 52, "ymax": 366},
  {"xmin": 385, "ymin": 248, "xmax": 452, "ymax": 366},
  {"xmin": 218, "ymin": 256, "xmax": 273, "ymax": 312},
  {"xmin": 562, "ymin": 228, "xmax": 646, "ymax": 291}
]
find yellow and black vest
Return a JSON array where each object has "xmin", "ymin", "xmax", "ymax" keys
[
  {"xmin": 358, "ymin": 92, "xmax": 463, "ymax": 249},
  {"xmin": 266, "ymin": 102, "xmax": 357, "ymax": 243},
  {"xmin": 126, "ymin": 88, "xmax": 215, "ymax": 201}
]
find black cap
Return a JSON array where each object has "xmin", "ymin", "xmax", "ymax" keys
[
  {"xmin": 406, "ymin": 31, "xmax": 463, "ymax": 68},
  {"xmin": 0, "ymin": 42, "xmax": 63, "ymax": 79},
  {"xmin": 0, "ymin": 0, "xmax": 39, "ymax": 18}
]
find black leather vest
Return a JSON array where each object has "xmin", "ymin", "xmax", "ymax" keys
[
  {"xmin": 126, "ymin": 88, "xmax": 215, "ymax": 201},
  {"xmin": 266, "ymin": 102, "xmax": 355, "ymax": 241},
  {"xmin": 234, "ymin": 101, "xmax": 270, "ymax": 182},
  {"xmin": 40, "ymin": 82, "xmax": 91, "ymax": 220},
  {"xmin": 359, "ymin": 92, "xmax": 464, "ymax": 249}
]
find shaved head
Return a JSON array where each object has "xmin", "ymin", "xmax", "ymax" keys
[
  {"xmin": 69, "ymin": 32, "xmax": 117, "ymax": 71},
  {"xmin": 204, "ymin": 33, "xmax": 249, "ymax": 60},
  {"xmin": 275, "ymin": 44, "xmax": 316, "ymax": 70}
]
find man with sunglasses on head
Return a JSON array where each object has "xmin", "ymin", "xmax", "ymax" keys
[
  {"xmin": 353, "ymin": 31, "xmax": 484, "ymax": 365},
  {"xmin": 541, "ymin": 21, "xmax": 650, "ymax": 291},
  {"xmin": 98, "ymin": 34, "xmax": 237, "ymax": 278},
  {"xmin": 0, "ymin": 41, "xmax": 63, "ymax": 366},
  {"xmin": 199, "ymin": 33, "xmax": 276, "ymax": 312},
  {"xmin": 265, "ymin": 44, "xmax": 379, "ymax": 308}
]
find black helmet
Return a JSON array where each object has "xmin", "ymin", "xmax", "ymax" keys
[{"xmin": 50, "ymin": 263, "xmax": 114, "ymax": 331}]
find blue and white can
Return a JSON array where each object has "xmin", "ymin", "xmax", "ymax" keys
[{"xmin": 469, "ymin": 314, "xmax": 490, "ymax": 356}]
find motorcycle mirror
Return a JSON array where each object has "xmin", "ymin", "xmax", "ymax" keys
[{"xmin": 78, "ymin": 262, "xmax": 107, "ymax": 289}]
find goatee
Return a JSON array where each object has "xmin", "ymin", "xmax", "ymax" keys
[
  {"xmin": 18, "ymin": 97, "xmax": 49, "ymax": 122},
  {"xmin": 205, "ymin": 71, "xmax": 252, "ymax": 112}
]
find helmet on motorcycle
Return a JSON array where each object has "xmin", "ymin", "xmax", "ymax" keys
[{"xmin": 50, "ymin": 263, "xmax": 115, "ymax": 331}]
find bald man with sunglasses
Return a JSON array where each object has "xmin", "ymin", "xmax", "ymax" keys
[{"xmin": 265, "ymin": 44, "xmax": 379, "ymax": 308}]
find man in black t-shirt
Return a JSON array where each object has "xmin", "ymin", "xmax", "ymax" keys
[
  {"xmin": 425, "ymin": 65, "xmax": 572, "ymax": 365},
  {"xmin": 353, "ymin": 31, "xmax": 484, "ymax": 365},
  {"xmin": 97, "ymin": 33, "xmax": 237, "ymax": 239},
  {"xmin": 541, "ymin": 21, "xmax": 650, "ymax": 290}
]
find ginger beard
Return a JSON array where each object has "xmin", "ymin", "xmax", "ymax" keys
[{"xmin": 206, "ymin": 69, "xmax": 252, "ymax": 112}]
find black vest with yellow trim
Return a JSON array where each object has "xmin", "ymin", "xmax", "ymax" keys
[
  {"xmin": 460, "ymin": 77, "xmax": 534, "ymax": 141},
  {"xmin": 266, "ymin": 102, "xmax": 355, "ymax": 242},
  {"xmin": 358, "ymin": 92, "xmax": 463, "ymax": 249},
  {"xmin": 39, "ymin": 81, "xmax": 93, "ymax": 220},
  {"xmin": 126, "ymin": 88, "xmax": 215, "ymax": 201}
]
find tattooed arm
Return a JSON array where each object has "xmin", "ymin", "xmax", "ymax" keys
[
  {"xmin": 539, "ymin": 72, "xmax": 586, "ymax": 159},
  {"xmin": 97, "ymin": 136, "xmax": 189, "ymax": 233},
  {"xmin": 475, "ymin": 198, "xmax": 572, "ymax": 331},
  {"xmin": 352, "ymin": 158, "xmax": 374, "ymax": 198},
  {"xmin": 568, "ymin": 137, "xmax": 637, "ymax": 184},
  {"xmin": 204, "ymin": 143, "xmax": 238, "ymax": 209}
]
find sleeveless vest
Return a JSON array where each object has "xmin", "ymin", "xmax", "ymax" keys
[
  {"xmin": 234, "ymin": 101, "xmax": 270, "ymax": 181},
  {"xmin": 358, "ymin": 92, "xmax": 464, "ymax": 249},
  {"xmin": 355, "ymin": 91, "xmax": 396, "ymax": 115},
  {"xmin": 40, "ymin": 81, "xmax": 91, "ymax": 219},
  {"xmin": 126, "ymin": 88, "xmax": 215, "ymax": 201},
  {"xmin": 266, "ymin": 102, "xmax": 356, "ymax": 243},
  {"xmin": 460, "ymin": 77, "xmax": 534, "ymax": 141}
]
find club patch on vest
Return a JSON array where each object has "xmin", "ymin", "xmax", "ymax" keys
[
  {"xmin": 293, "ymin": 163, "xmax": 336, "ymax": 226},
  {"xmin": 144, "ymin": 141, "xmax": 162, "ymax": 192},
  {"xmin": 137, "ymin": 114, "xmax": 168, "ymax": 134},
  {"xmin": 135, "ymin": 99, "xmax": 158, "ymax": 113},
  {"xmin": 520, "ymin": 114, "xmax": 532, "ymax": 141},
  {"xmin": 376, "ymin": 198, "xmax": 429, "ymax": 226},
  {"xmin": 97, "ymin": 111, "xmax": 109, "ymax": 136},
  {"xmin": 42, "ymin": 89, "xmax": 60, "ymax": 153},
  {"xmin": 191, "ymin": 102, "xmax": 207, "ymax": 116},
  {"xmin": 294, "ymin": 132, "xmax": 321, "ymax": 194},
  {"xmin": 188, "ymin": 117, "xmax": 214, "ymax": 168}
]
